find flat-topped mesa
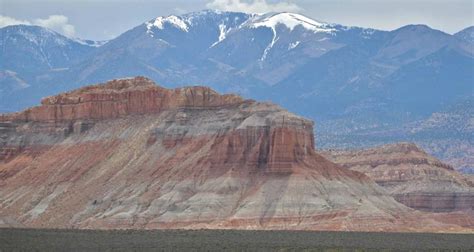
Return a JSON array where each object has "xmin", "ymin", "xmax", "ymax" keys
[
  {"xmin": 0, "ymin": 76, "xmax": 246, "ymax": 122},
  {"xmin": 0, "ymin": 77, "xmax": 319, "ymax": 175}
]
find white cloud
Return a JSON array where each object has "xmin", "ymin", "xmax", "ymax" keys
[
  {"xmin": 0, "ymin": 14, "xmax": 76, "ymax": 37},
  {"xmin": 206, "ymin": 0, "xmax": 301, "ymax": 14},
  {"xmin": 0, "ymin": 15, "xmax": 31, "ymax": 27},
  {"xmin": 33, "ymin": 15, "xmax": 76, "ymax": 37}
]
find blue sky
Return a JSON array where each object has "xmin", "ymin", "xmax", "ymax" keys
[{"xmin": 1, "ymin": 0, "xmax": 473, "ymax": 40}]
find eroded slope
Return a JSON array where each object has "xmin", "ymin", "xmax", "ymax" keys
[{"xmin": 322, "ymin": 143, "xmax": 474, "ymax": 213}]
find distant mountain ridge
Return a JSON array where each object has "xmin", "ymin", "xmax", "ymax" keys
[
  {"xmin": 0, "ymin": 10, "xmax": 472, "ymax": 172},
  {"xmin": 455, "ymin": 26, "xmax": 474, "ymax": 43},
  {"xmin": 0, "ymin": 25, "xmax": 100, "ymax": 111}
]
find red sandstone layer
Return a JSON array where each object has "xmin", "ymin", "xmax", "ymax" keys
[{"xmin": 0, "ymin": 76, "xmax": 245, "ymax": 122}]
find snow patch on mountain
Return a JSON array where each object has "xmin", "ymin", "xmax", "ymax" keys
[
  {"xmin": 250, "ymin": 13, "xmax": 335, "ymax": 33},
  {"xmin": 288, "ymin": 41, "xmax": 300, "ymax": 50},
  {"xmin": 74, "ymin": 39, "xmax": 108, "ymax": 47},
  {"xmin": 211, "ymin": 23, "xmax": 230, "ymax": 47},
  {"xmin": 146, "ymin": 15, "xmax": 189, "ymax": 34},
  {"xmin": 261, "ymin": 26, "xmax": 278, "ymax": 61}
]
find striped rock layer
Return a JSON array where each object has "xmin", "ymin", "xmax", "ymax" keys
[
  {"xmin": 0, "ymin": 77, "xmax": 472, "ymax": 232},
  {"xmin": 322, "ymin": 143, "xmax": 474, "ymax": 213}
]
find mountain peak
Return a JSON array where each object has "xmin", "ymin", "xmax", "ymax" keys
[
  {"xmin": 2, "ymin": 24, "xmax": 52, "ymax": 31},
  {"xmin": 249, "ymin": 12, "xmax": 334, "ymax": 33},
  {"xmin": 146, "ymin": 15, "xmax": 190, "ymax": 32},
  {"xmin": 1, "ymin": 24, "xmax": 62, "ymax": 38},
  {"xmin": 454, "ymin": 26, "xmax": 474, "ymax": 43},
  {"xmin": 1, "ymin": 24, "xmax": 105, "ymax": 48},
  {"xmin": 394, "ymin": 24, "xmax": 438, "ymax": 33},
  {"xmin": 144, "ymin": 10, "xmax": 252, "ymax": 37},
  {"xmin": 456, "ymin": 25, "xmax": 474, "ymax": 34}
]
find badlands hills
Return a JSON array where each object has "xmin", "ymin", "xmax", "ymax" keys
[
  {"xmin": 321, "ymin": 143, "xmax": 474, "ymax": 213},
  {"xmin": 0, "ymin": 77, "xmax": 472, "ymax": 232}
]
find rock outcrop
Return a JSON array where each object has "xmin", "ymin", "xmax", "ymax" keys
[
  {"xmin": 1, "ymin": 77, "xmax": 473, "ymax": 232},
  {"xmin": 321, "ymin": 143, "xmax": 474, "ymax": 213},
  {"xmin": 0, "ymin": 76, "xmax": 245, "ymax": 122}
]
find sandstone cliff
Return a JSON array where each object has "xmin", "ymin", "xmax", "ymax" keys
[
  {"xmin": 321, "ymin": 143, "xmax": 474, "ymax": 213},
  {"xmin": 0, "ymin": 77, "xmax": 472, "ymax": 232},
  {"xmin": 0, "ymin": 76, "xmax": 245, "ymax": 122}
]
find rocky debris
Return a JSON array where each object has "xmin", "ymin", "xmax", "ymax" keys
[
  {"xmin": 0, "ymin": 77, "xmax": 473, "ymax": 232},
  {"xmin": 321, "ymin": 143, "xmax": 474, "ymax": 213}
]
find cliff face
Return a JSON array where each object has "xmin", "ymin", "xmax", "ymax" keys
[
  {"xmin": 0, "ymin": 77, "xmax": 472, "ymax": 232},
  {"xmin": 0, "ymin": 77, "xmax": 245, "ymax": 122},
  {"xmin": 321, "ymin": 143, "xmax": 474, "ymax": 213}
]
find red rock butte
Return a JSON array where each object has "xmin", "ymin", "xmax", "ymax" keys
[
  {"xmin": 0, "ymin": 77, "xmax": 472, "ymax": 232},
  {"xmin": 0, "ymin": 77, "xmax": 317, "ymax": 174}
]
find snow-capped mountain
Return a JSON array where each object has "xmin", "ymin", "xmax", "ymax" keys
[
  {"xmin": 1, "ymin": 10, "xmax": 471, "ymax": 115},
  {"xmin": 80, "ymin": 10, "xmax": 382, "ymax": 89},
  {"xmin": 0, "ymin": 25, "xmax": 97, "ymax": 73},
  {"xmin": 0, "ymin": 10, "xmax": 472, "ymax": 172},
  {"xmin": 0, "ymin": 25, "xmax": 103, "ymax": 110}
]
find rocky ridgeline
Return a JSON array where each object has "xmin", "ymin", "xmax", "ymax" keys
[
  {"xmin": 326, "ymin": 143, "xmax": 455, "ymax": 171},
  {"xmin": 0, "ymin": 76, "xmax": 245, "ymax": 122}
]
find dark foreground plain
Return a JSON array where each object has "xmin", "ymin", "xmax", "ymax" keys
[{"xmin": 1, "ymin": 228, "xmax": 474, "ymax": 251}]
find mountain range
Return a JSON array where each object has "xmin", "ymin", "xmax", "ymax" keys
[{"xmin": 0, "ymin": 10, "xmax": 472, "ymax": 172}]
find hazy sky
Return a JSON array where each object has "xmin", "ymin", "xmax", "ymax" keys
[{"xmin": 1, "ymin": 0, "xmax": 473, "ymax": 40}]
